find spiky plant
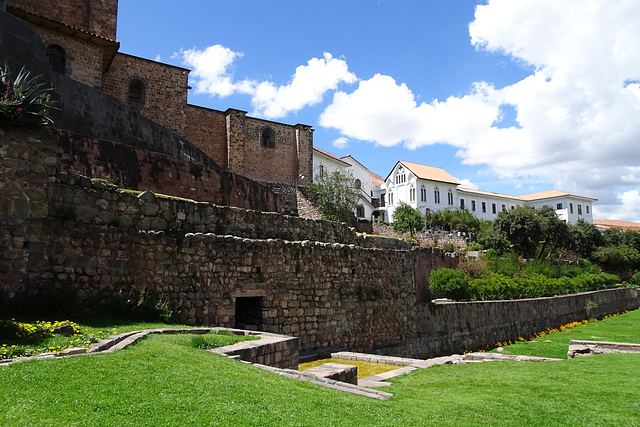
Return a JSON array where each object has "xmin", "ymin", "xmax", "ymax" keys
[{"xmin": 0, "ymin": 63, "xmax": 56, "ymax": 130}]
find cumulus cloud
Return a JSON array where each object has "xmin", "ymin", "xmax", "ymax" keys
[
  {"xmin": 332, "ymin": 137, "xmax": 349, "ymax": 149},
  {"xmin": 178, "ymin": 47, "xmax": 356, "ymax": 118},
  {"xmin": 250, "ymin": 53, "xmax": 356, "ymax": 118},
  {"xmin": 177, "ymin": 45, "xmax": 242, "ymax": 97},
  {"xmin": 319, "ymin": 0, "xmax": 640, "ymax": 221}
]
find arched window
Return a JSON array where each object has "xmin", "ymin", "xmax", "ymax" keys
[
  {"xmin": 389, "ymin": 191, "xmax": 393, "ymax": 206},
  {"xmin": 395, "ymin": 167, "xmax": 406, "ymax": 184},
  {"xmin": 354, "ymin": 179, "xmax": 362, "ymax": 190},
  {"xmin": 409, "ymin": 185, "xmax": 416, "ymax": 202},
  {"xmin": 448, "ymin": 190, "xmax": 454, "ymax": 205},
  {"xmin": 420, "ymin": 186, "xmax": 426, "ymax": 202},
  {"xmin": 319, "ymin": 164, "xmax": 325, "ymax": 177},
  {"xmin": 356, "ymin": 205, "xmax": 365, "ymax": 218},
  {"xmin": 128, "ymin": 79, "xmax": 145, "ymax": 105},
  {"xmin": 434, "ymin": 187, "xmax": 440, "ymax": 204},
  {"xmin": 260, "ymin": 127, "xmax": 275, "ymax": 148},
  {"xmin": 46, "ymin": 45, "xmax": 66, "ymax": 75}
]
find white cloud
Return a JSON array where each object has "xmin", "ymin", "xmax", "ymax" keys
[
  {"xmin": 332, "ymin": 137, "xmax": 349, "ymax": 149},
  {"xmin": 595, "ymin": 190, "xmax": 640, "ymax": 222},
  {"xmin": 319, "ymin": 75, "xmax": 502, "ymax": 148},
  {"xmin": 250, "ymin": 53, "xmax": 356, "ymax": 119},
  {"xmin": 320, "ymin": 0, "xmax": 640, "ymax": 218},
  {"xmin": 178, "ymin": 48, "xmax": 355, "ymax": 118},
  {"xmin": 458, "ymin": 179, "xmax": 479, "ymax": 190},
  {"xmin": 177, "ymin": 45, "xmax": 242, "ymax": 97}
]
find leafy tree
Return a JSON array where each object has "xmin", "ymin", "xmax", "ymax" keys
[
  {"xmin": 535, "ymin": 206, "xmax": 571, "ymax": 260},
  {"xmin": 602, "ymin": 228, "xmax": 624, "ymax": 246},
  {"xmin": 493, "ymin": 206, "xmax": 541, "ymax": 258},
  {"xmin": 392, "ymin": 202, "xmax": 424, "ymax": 236},
  {"xmin": 592, "ymin": 244, "xmax": 640, "ymax": 275},
  {"xmin": 568, "ymin": 219, "xmax": 604, "ymax": 258},
  {"xmin": 426, "ymin": 207, "xmax": 480, "ymax": 232},
  {"xmin": 307, "ymin": 169, "xmax": 359, "ymax": 223}
]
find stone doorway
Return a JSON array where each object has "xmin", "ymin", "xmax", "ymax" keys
[{"xmin": 234, "ymin": 296, "xmax": 263, "ymax": 330}]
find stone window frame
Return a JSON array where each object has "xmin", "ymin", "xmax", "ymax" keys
[
  {"xmin": 124, "ymin": 76, "xmax": 148, "ymax": 108},
  {"xmin": 44, "ymin": 41, "xmax": 71, "ymax": 76},
  {"xmin": 260, "ymin": 126, "xmax": 276, "ymax": 149},
  {"xmin": 127, "ymin": 78, "xmax": 146, "ymax": 106}
]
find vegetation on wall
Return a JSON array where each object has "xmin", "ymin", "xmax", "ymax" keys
[
  {"xmin": 307, "ymin": 168, "xmax": 359, "ymax": 223},
  {"xmin": 0, "ymin": 63, "xmax": 55, "ymax": 130}
]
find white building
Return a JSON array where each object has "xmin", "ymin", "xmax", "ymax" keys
[
  {"xmin": 312, "ymin": 151, "xmax": 597, "ymax": 225},
  {"xmin": 381, "ymin": 161, "xmax": 596, "ymax": 225},
  {"xmin": 312, "ymin": 148, "xmax": 383, "ymax": 220}
]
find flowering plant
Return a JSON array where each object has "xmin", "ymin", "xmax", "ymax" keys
[{"xmin": 0, "ymin": 62, "xmax": 56, "ymax": 130}]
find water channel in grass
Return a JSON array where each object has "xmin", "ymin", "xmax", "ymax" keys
[{"xmin": 297, "ymin": 358, "xmax": 401, "ymax": 379}]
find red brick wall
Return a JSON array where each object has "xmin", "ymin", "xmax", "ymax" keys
[
  {"xmin": 184, "ymin": 105, "xmax": 228, "ymax": 168},
  {"xmin": 8, "ymin": 0, "xmax": 118, "ymax": 40},
  {"xmin": 35, "ymin": 26, "xmax": 104, "ymax": 87},
  {"xmin": 103, "ymin": 53, "xmax": 190, "ymax": 134}
]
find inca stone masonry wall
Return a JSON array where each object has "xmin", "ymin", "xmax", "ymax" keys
[{"xmin": 2, "ymin": 131, "xmax": 639, "ymax": 357}]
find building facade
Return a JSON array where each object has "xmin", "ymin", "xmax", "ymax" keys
[{"xmin": 6, "ymin": 0, "xmax": 312, "ymax": 188}]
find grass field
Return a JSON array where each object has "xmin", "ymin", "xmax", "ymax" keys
[{"xmin": 1, "ymin": 311, "xmax": 639, "ymax": 426}]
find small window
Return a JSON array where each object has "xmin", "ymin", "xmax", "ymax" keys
[
  {"xmin": 460, "ymin": 199, "xmax": 465, "ymax": 209},
  {"xmin": 409, "ymin": 186, "xmax": 415, "ymax": 202},
  {"xmin": 492, "ymin": 203, "xmax": 497, "ymax": 214},
  {"xmin": 128, "ymin": 79, "xmax": 145, "ymax": 105},
  {"xmin": 46, "ymin": 45, "xmax": 66, "ymax": 75},
  {"xmin": 381, "ymin": 194, "xmax": 386, "ymax": 207},
  {"xmin": 570, "ymin": 203, "xmax": 574, "ymax": 214},
  {"xmin": 389, "ymin": 192, "xmax": 393, "ymax": 206},
  {"xmin": 502, "ymin": 204, "xmax": 506, "ymax": 212},
  {"xmin": 586, "ymin": 205, "xmax": 590, "ymax": 214},
  {"xmin": 434, "ymin": 188, "xmax": 440, "ymax": 204},
  {"xmin": 471, "ymin": 200, "xmax": 476, "ymax": 212},
  {"xmin": 319, "ymin": 164, "xmax": 325, "ymax": 177},
  {"xmin": 420, "ymin": 186, "xmax": 426, "ymax": 202},
  {"xmin": 355, "ymin": 179, "xmax": 362, "ymax": 190},
  {"xmin": 578, "ymin": 204, "xmax": 582, "ymax": 215},
  {"xmin": 395, "ymin": 167, "xmax": 406, "ymax": 184},
  {"xmin": 260, "ymin": 127, "xmax": 275, "ymax": 148},
  {"xmin": 482, "ymin": 202, "xmax": 486, "ymax": 213},
  {"xmin": 556, "ymin": 203, "xmax": 563, "ymax": 210},
  {"xmin": 447, "ymin": 190, "xmax": 454, "ymax": 206},
  {"xmin": 511, "ymin": 206, "xmax": 515, "ymax": 210},
  {"xmin": 356, "ymin": 205, "xmax": 365, "ymax": 218}
]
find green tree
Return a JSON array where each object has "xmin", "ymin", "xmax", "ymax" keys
[
  {"xmin": 426, "ymin": 207, "xmax": 479, "ymax": 232},
  {"xmin": 535, "ymin": 206, "xmax": 571, "ymax": 260},
  {"xmin": 494, "ymin": 206, "xmax": 541, "ymax": 258},
  {"xmin": 307, "ymin": 169, "xmax": 359, "ymax": 223},
  {"xmin": 569, "ymin": 219, "xmax": 604, "ymax": 258},
  {"xmin": 392, "ymin": 202, "xmax": 425, "ymax": 236}
]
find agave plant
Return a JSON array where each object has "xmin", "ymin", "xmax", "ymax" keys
[{"xmin": 0, "ymin": 62, "xmax": 56, "ymax": 130}]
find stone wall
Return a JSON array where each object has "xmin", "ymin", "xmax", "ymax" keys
[
  {"xmin": 103, "ymin": 53, "xmax": 190, "ymax": 135},
  {"xmin": 33, "ymin": 26, "xmax": 105, "ymax": 88},
  {"xmin": 8, "ymin": 0, "xmax": 118, "ymax": 41}
]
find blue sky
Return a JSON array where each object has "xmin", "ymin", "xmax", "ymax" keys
[{"xmin": 116, "ymin": 0, "xmax": 640, "ymax": 221}]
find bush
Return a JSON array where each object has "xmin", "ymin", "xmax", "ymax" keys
[
  {"xmin": 429, "ymin": 268, "xmax": 469, "ymax": 300},
  {"xmin": 459, "ymin": 257, "xmax": 489, "ymax": 279},
  {"xmin": 0, "ymin": 63, "xmax": 55, "ymax": 130},
  {"xmin": 466, "ymin": 241, "xmax": 483, "ymax": 251},
  {"xmin": 442, "ymin": 242, "xmax": 456, "ymax": 253}
]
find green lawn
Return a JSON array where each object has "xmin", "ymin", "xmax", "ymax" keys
[{"xmin": 1, "ymin": 312, "xmax": 639, "ymax": 426}]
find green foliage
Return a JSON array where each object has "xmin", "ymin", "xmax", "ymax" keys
[
  {"xmin": 466, "ymin": 241, "xmax": 483, "ymax": 251},
  {"xmin": 107, "ymin": 282, "xmax": 173, "ymax": 322},
  {"xmin": 191, "ymin": 330, "xmax": 259, "ymax": 350},
  {"xmin": 466, "ymin": 272, "xmax": 619, "ymax": 301},
  {"xmin": 476, "ymin": 220, "xmax": 509, "ymax": 255},
  {"xmin": 442, "ymin": 242, "xmax": 456, "ymax": 253},
  {"xmin": 392, "ymin": 202, "xmax": 424, "ymax": 236},
  {"xmin": 494, "ymin": 206, "xmax": 541, "ymax": 258},
  {"xmin": 429, "ymin": 268, "xmax": 470, "ymax": 300},
  {"xmin": 630, "ymin": 271, "xmax": 640, "ymax": 286},
  {"xmin": 307, "ymin": 169, "xmax": 359, "ymax": 223},
  {"xmin": 458, "ymin": 256, "xmax": 489, "ymax": 279},
  {"xmin": 0, "ymin": 63, "xmax": 55, "ymax": 130},
  {"xmin": 569, "ymin": 219, "xmax": 604, "ymax": 258},
  {"xmin": 592, "ymin": 245, "xmax": 640, "ymax": 274},
  {"xmin": 426, "ymin": 207, "xmax": 480, "ymax": 232}
]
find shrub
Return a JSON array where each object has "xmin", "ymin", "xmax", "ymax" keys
[
  {"xmin": 442, "ymin": 242, "xmax": 456, "ymax": 253},
  {"xmin": 429, "ymin": 268, "xmax": 469, "ymax": 300},
  {"xmin": 466, "ymin": 241, "xmax": 483, "ymax": 251},
  {"xmin": 459, "ymin": 257, "xmax": 489, "ymax": 279},
  {"xmin": 0, "ymin": 63, "xmax": 55, "ymax": 130}
]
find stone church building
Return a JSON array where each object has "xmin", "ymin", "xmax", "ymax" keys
[{"xmin": 5, "ymin": 0, "xmax": 313, "ymax": 189}]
